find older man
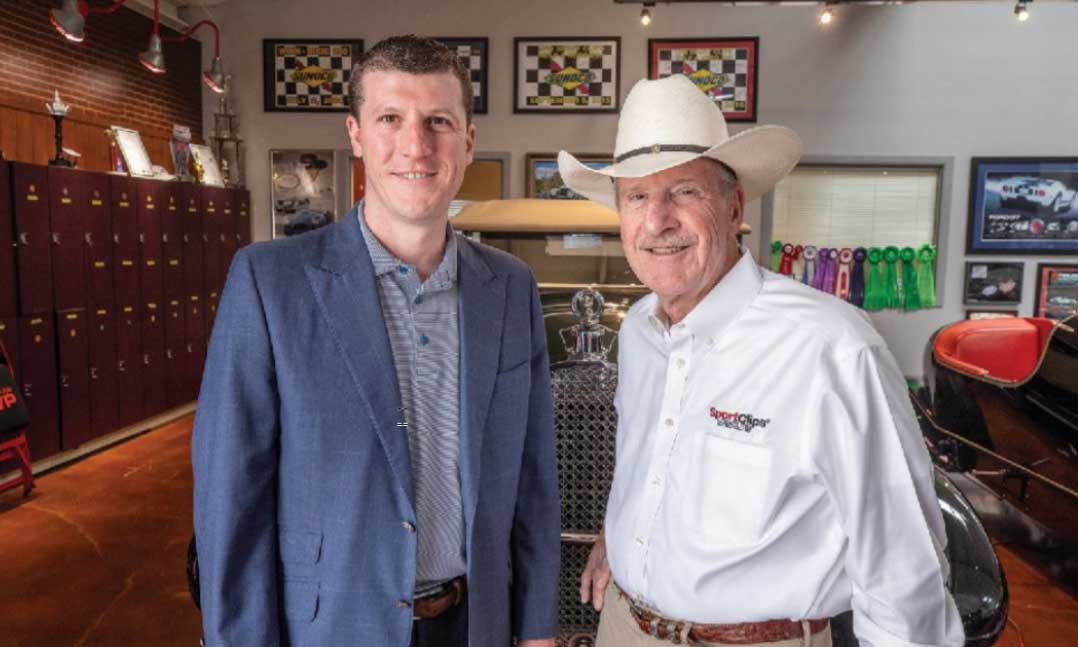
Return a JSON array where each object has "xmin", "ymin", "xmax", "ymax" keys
[
  {"xmin": 559, "ymin": 75, "xmax": 963, "ymax": 647},
  {"xmin": 193, "ymin": 36, "xmax": 559, "ymax": 647}
]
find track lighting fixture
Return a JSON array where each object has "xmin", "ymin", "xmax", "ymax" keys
[
  {"xmin": 138, "ymin": 0, "xmax": 166, "ymax": 74},
  {"xmin": 641, "ymin": 2, "xmax": 654, "ymax": 27},
  {"xmin": 819, "ymin": 4, "xmax": 835, "ymax": 25},
  {"xmin": 1014, "ymin": 1, "xmax": 1030, "ymax": 21},
  {"xmin": 49, "ymin": 0, "xmax": 133, "ymax": 43},
  {"xmin": 164, "ymin": 20, "xmax": 227, "ymax": 93}
]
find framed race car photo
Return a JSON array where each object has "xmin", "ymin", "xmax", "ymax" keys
[
  {"xmin": 963, "ymin": 261, "xmax": 1024, "ymax": 305},
  {"xmin": 270, "ymin": 149, "xmax": 340, "ymax": 238},
  {"xmin": 1035, "ymin": 263, "xmax": 1078, "ymax": 320},
  {"xmin": 263, "ymin": 39, "xmax": 363, "ymax": 112},
  {"xmin": 967, "ymin": 157, "xmax": 1078, "ymax": 254}
]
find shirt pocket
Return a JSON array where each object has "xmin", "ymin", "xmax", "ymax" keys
[{"xmin": 679, "ymin": 431, "xmax": 772, "ymax": 545}]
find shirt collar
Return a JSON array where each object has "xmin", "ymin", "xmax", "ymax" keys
[
  {"xmin": 357, "ymin": 201, "xmax": 458, "ymax": 285},
  {"xmin": 646, "ymin": 250, "xmax": 763, "ymax": 341}
]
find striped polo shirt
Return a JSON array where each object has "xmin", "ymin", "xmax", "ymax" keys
[{"xmin": 358, "ymin": 210, "xmax": 466, "ymax": 592}]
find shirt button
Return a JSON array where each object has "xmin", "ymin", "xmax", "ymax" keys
[
  {"xmin": 676, "ymin": 357, "xmax": 686, "ymax": 368},
  {"xmin": 395, "ymin": 600, "xmax": 411, "ymax": 608},
  {"xmin": 398, "ymin": 265, "xmax": 409, "ymax": 275},
  {"xmin": 707, "ymin": 337, "xmax": 715, "ymax": 346},
  {"xmin": 635, "ymin": 537, "xmax": 645, "ymax": 545},
  {"xmin": 651, "ymin": 478, "xmax": 662, "ymax": 486},
  {"xmin": 401, "ymin": 521, "xmax": 416, "ymax": 532},
  {"xmin": 664, "ymin": 418, "xmax": 674, "ymax": 427},
  {"xmin": 419, "ymin": 334, "xmax": 430, "ymax": 346},
  {"xmin": 414, "ymin": 294, "xmax": 423, "ymax": 305}
]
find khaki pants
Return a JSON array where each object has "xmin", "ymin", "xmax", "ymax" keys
[{"xmin": 596, "ymin": 585, "xmax": 832, "ymax": 647}]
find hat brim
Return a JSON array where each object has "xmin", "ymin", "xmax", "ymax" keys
[{"xmin": 558, "ymin": 125, "xmax": 802, "ymax": 211}]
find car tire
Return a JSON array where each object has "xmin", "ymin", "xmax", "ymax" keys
[{"xmin": 1050, "ymin": 194, "xmax": 1061, "ymax": 213}]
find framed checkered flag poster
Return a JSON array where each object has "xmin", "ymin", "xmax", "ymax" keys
[
  {"xmin": 434, "ymin": 38, "xmax": 489, "ymax": 115},
  {"xmin": 514, "ymin": 37, "xmax": 620, "ymax": 114},
  {"xmin": 648, "ymin": 38, "xmax": 759, "ymax": 122},
  {"xmin": 263, "ymin": 39, "xmax": 364, "ymax": 112}
]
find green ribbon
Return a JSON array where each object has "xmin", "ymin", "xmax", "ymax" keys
[
  {"xmin": 770, "ymin": 240, "xmax": 783, "ymax": 272},
  {"xmin": 864, "ymin": 247, "xmax": 885, "ymax": 310},
  {"xmin": 917, "ymin": 244, "xmax": 937, "ymax": 307},
  {"xmin": 900, "ymin": 247, "xmax": 920, "ymax": 310},
  {"xmin": 883, "ymin": 246, "xmax": 901, "ymax": 309}
]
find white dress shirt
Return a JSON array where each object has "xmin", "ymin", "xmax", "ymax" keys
[{"xmin": 605, "ymin": 251, "xmax": 964, "ymax": 647}]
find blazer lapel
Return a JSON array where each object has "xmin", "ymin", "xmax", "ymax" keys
[
  {"xmin": 457, "ymin": 238, "xmax": 505, "ymax": 535},
  {"xmin": 304, "ymin": 209, "xmax": 414, "ymax": 511}
]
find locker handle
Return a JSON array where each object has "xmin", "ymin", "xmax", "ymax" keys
[
  {"xmin": 90, "ymin": 367, "xmax": 99, "ymax": 380},
  {"xmin": 143, "ymin": 354, "xmax": 150, "ymax": 366},
  {"xmin": 117, "ymin": 360, "xmax": 126, "ymax": 373},
  {"xmin": 163, "ymin": 233, "xmax": 170, "ymax": 244},
  {"xmin": 18, "ymin": 233, "xmax": 30, "ymax": 246},
  {"xmin": 21, "ymin": 384, "xmax": 31, "ymax": 398},
  {"xmin": 86, "ymin": 232, "xmax": 94, "ymax": 247},
  {"xmin": 52, "ymin": 232, "xmax": 61, "ymax": 245},
  {"xmin": 166, "ymin": 349, "xmax": 174, "ymax": 359},
  {"xmin": 139, "ymin": 233, "xmax": 145, "ymax": 244},
  {"xmin": 60, "ymin": 375, "xmax": 69, "ymax": 389},
  {"xmin": 113, "ymin": 233, "xmax": 120, "ymax": 245},
  {"xmin": 183, "ymin": 234, "xmax": 190, "ymax": 243}
]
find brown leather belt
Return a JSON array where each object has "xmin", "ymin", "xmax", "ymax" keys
[
  {"xmin": 412, "ymin": 577, "xmax": 466, "ymax": 620},
  {"xmin": 627, "ymin": 597, "xmax": 828, "ymax": 645}
]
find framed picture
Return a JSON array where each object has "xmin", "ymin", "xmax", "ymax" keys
[
  {"xmin": 967, "ymin": 157, "xmax": 1078, "ymax": 254},
  {"xmin": 435, "ymin": 37, "xmax": 489, "ymax": 115},
  {"xmin": 271, "ymin": 150, "xmax": 340, "ymax": 238},
  {"xmin": 648, "ymin": 38, "xmax": 759, "ymax": 122},
  {"xmin": 1034, "ymin": 263, "xmax": 1078, "ymax": 320},
  {"xmin": 263, "ymin": 39, "xmax": 363, "ymax": 112},
  {"xmin": 108, "ymin": 126, "xmax": 153, "ymax": 178},
  {"xmin": 963, "ymin": 261, "xmax": 1023, "ymax": 305},
  {"xmin": 526, "ymin": 152, "xmax": 612, "ymax": 199},
  {"xmin": 514, "ymin": 37, "xmax": 620, "ymax": 113},
  {"xmin": 190, "ymin": 144, "xmax": 225, "ymax": 188},
  {"xmin": 966, "ymin": 310, "xmax": 1019, "ymax": 321}
]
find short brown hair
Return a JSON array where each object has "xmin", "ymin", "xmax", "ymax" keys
[{"xmin": 349, "ymin": 35, "xmax": 473, "ymax": 123}]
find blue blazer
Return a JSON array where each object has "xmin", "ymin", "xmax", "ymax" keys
[{"xmin": 192, "ymin": 205, "xmax": 560, "ymax": 646}]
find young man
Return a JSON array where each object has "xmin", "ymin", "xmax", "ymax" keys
[
  {"xmin": 560, "ymin": 75, "xmax": 963, "ymax": 647},
  {"xmin": 193, "ymin": 36, "xmax": 559, "ymax": 647}
]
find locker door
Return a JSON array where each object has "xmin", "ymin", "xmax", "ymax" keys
[
  {"xmin": 48, "ymin": 167, "xmax": 89, "ymax": 311},
  {"xmin": 180, "ymin": 184, "xmax": 204, "ymax": 298},
  {"xmin": 205, "ymin": 290, "xmax": 220, "ymax": 339},
  {"xmin": 115, "ymin": 304, "xmax": 143, "ymax": 429},
  {"xmin": 18, "ymin": 315, "xmax": 60, "ymax": 460},
  {"xmin": 110, "ymin": 176, "xmax": 139, "ymax": 307},
  {"xmin": 164, "ymin": 298, "xmax": 186, "ymax": 408},
  {"xmin": 186, "ymin": 293, "xmax": 205, "ymax": 343},
  {"xmin": 234, "ymin": 188, "xmax": 251, "ymax": 247},
  {"xmin": 137, "ymin": 179, "xmax": 164, "ymax": 306},
  {"xmin": 88, "ymin": 307, "xmax": 119, "ymax": 439},
  {"xmin": 141, "ymin": 301, "xmax": 167, "ymax": 418},
  {"xmin": 12, "ymin": 163, "xmax": 53, "ymax": 315},
  {"xmin": 56, "ymin": 309, "xmax": 91, "ymax": 450},
  {"xmin": 218, "ymin": 190, "xmax": 237, "ymax": 283},
  {"xmin": 84, "ymin": 172, "xmax": 115, "ymax": 308},
  {"xmin": 0, "ymin": 318, "xmax": 18, "ymax": 377},
  {"xmin": 162, "ymin": 184, "xmax": 184, "ymax": 301},
  {"xmin": 0, "ymin": 162, "xmax": 15, "ymax": 317},
  {"xmin": 201, "ymin": 187, "xmax": 222, "ymax": 293}
]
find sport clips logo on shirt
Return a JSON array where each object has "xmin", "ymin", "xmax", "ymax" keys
[{"xmin": 709, "ymin": 407, "xmax": 771, "ymax": 433}]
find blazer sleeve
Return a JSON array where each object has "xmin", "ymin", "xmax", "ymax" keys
[
  {"xmin": 509, "ymin": 278, "xmax": 562, "ymax": 641},
  {"xmin": 192, "ymin": 248, "xmax": 282, "ymax": 647}
]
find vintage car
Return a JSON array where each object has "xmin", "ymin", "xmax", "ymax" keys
[
  {"xmin": 998, "ymin": 177, "xmax": 1076, "ymax": 215},
  {"xmin": 187, "ymin": 199, "xmax": 1008, "ymax": 647},
  {"xmin": 913, "ymin": 315, "xmax": 1078, "ymax": 549}
]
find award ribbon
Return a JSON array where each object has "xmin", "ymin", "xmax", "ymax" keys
[
  {"xmin": 813, "ymin": 248, "xmax": 830, "ymax": 291},
  {"xmin": 771, "ymin": 241, "xmax": 783, "ymax": 273},
  {"xmin": 801, "ymin": 245, "xmax": 818, "ymax": 286},
  {"xmin": 779, "ymin": 243, "xmax": 796, "ymax": 277},
  {"xmin": 849, "ymin": 247, "xmax": 867, "ymax": 307},
  {"xmin": 899, "ymin": 247, "xmax": 920, "ymax": 310},
  {"xmin": 883, "ymin": 246, "xmax": 901, "ymax": 309},
  {"xmin": 916, "ymin": 244, "xmax": 938, "ymax": 307},
  {"xmin": 821, "ymin": 248, "xmax": 839, "ymax": 295},
  {"xmin": 836, "ymin": 248, "xmax": 853, "ymax": 300},
  {"xmin": 864, "ymin": 247, "xmax": 885, "ymax": 311}
]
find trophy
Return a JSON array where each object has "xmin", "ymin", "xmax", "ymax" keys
[
  {"xmin": 45, "ymin": 90, "xmax": 73, "ymax": 167},
  {"xmin": 170, "ymin": 125, "xmax": 194, "ymax": 181}
]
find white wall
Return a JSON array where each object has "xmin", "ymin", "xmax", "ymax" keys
[{"xmin": 201, "ymin": 0, "xmax": 1078, "ymax": 377}]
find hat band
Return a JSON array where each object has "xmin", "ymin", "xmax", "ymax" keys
[{"xmin": 614, "ymin": 144, "xmax": 711, "ymax": 164}]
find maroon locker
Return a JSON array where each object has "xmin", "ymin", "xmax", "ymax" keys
[
  {"xmin": 110, "ymin": 176, "xmax": 139, "ymax": 307},
  {"xmin": 56, "ymin": 309, "xmax": 91, "ymax": 450},
  {"xmin": 115, "ymin": 304, "xmax": 143, "ymax": 429},
  {"xmin": 11, "ymin": 163, "xmax": 53, "ymax": 315},
  {"xmin": 180, "ymin": 184, "xmax": 204, "ymax": 298},
  {"xmin": 234, "ymin": 188, "xmax": 251, "ymax": 247},
  {"xmin": 218, "ymin": 190, "xmax": 237, "ymax": 284},
  {"xmin": 185, "ymin": 337, "xmax": 207, "ymax": 402},
  {"xmin": 0, "ymin": 162, "xmax": 15, "ymax": 317},
  {"xmin": 88, "ymin": 307, "xmax": 119, "ymax": 440},
  {"xmin": 47, "ymin": 167, "xmax": 89, "ymax": 311},
  {"xmin": 186, "ymin": 293, "xmax": 205, "ymax": 343},
  {"xmin": 202, "ymin": 187, "xmax": 222, "ymax": 293},
  {"xmin": 205, "ymin": 290, "xmax": 220, "ymax": 339},
  {"xmin": 137, "ymin": 179, "xmax": 164, "ymax": 306},
  {"xmin": 162, "ymin": 183, "xmax": 184, "ymax": 301},
  {"xmin": 0, "ymin": 318, "xmax": 18, "ymax": 378},
  {"xmin": 164, "ymin": 298, "xmax": 186, "ymax": 408},
  {"xmin": 141, "ymin": 301, "xmax": 167, "ymax": 418},
  {"xmin": 18, "ymin": 315, "xmax": 60, "ymax": 460},
  {"xmin": 84, "ymin": 172, "xmax": 114, "ymax": 308}
]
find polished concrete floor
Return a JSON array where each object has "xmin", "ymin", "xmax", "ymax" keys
[{"xmin": 0, "ymin": 415, "xmax": 1075, "ymax": 647}]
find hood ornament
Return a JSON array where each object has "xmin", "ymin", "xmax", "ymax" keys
[{"xmin": 559, "ymin": 289, "xmax": 617, "ymax": 363}]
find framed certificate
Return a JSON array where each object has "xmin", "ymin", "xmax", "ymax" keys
[
  {"xmin": 191, "ymin": 144, "xmax": 225, "ymax": 188},
  {"xmin": 109, "ymin": 126, "xmax": 153, "ymax": 178}
]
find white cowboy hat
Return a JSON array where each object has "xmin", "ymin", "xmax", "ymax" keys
[{"xmin": 558, "ymin": 74, "xmax": 802, "ymax": 211}]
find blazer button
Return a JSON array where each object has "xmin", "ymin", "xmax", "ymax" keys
[
  {"xmin": 396, "ymin": 600, "xmax": 411, "ymax": 608},
  {"xmin": 401, "ymin": 521, "xmax": 416, "ymax": 532}
]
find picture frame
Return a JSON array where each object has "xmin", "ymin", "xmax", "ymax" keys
[
  {"xmin": 108, "ymin": 126, "xmax": 153, "ymax": 178},
  {"xmin": 263, "ymin": 39, "xmax": 364, "ymax": 112},
  {"xmin": 966, "ymin": 310, "xmax": 1019, "ymax": 321},
  {"xmin": 434, "ymin": 37, "xmax": 489, "ymax": 115},
  {"xmin": 270, "ymin": 149, "xmax": 339, "ymax": 238},
  {"xmin": 1034, "ymin": 263, "xmax": 1078, "ymax": 320},
  {"xmin": 514, "ymin": 37, "xmax": 621, "ymax": 113},
  {"xmin": 963, "ymin": 261, "xmax": 1023, "ymax": 305},
  {"xmin": 648, "ymin": 37, "xmax": 759, "ymax": 122},
  {"xmin": 526, "ymin": 152, "xmax": 612, "ymax": 199},
  {"xmin": 966, "ymin": 157, "xmax": 1078, "ymax": 254},
  {"xmin": 190, "ymin": 144, "xmax": 225, "ymax": 188}
]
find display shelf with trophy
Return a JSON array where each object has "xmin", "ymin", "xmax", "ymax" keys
[{"xmin": 210, "ymin": 75, "xmax": 244, "ymax": 187}]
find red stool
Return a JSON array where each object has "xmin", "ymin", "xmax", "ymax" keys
[{"xmin": 0, "ymin": 431, "xmax": 34, "ymax": 497}]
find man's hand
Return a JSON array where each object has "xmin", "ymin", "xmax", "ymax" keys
[
  {"xmin": 580, "ymin": 530, "xmax": 611, "ymax": 611},
  {"xmin": 517, "ymin": 641, "xmax": 555, "ymax": 647}
]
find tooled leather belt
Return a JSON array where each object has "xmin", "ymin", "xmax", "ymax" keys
[
  {"xmin": 627, "ymin": 598, "xmax": 828, "ymax": 645},
  {"xmin": 412, "ymin": 577, "xmax": 466, "ymax": 620}
]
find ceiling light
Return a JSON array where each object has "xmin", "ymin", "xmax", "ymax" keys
[
  {"xmin": 164, "ymin": 19, "xmax": 227, "ymax": 93},
  {"xmin": 1014, "ymin": 2, "xmax": 1029, "ymax": 21},
  {"xmin": 819, "ymin": 4, "xmax": 835, "ymax": 25},
  {"xmin": 641, "ymin": 3, "xmax": 654, "ymax": 26},
  {"xmin": 49, "ymin": 0, "xmax": 133, "ymax": 44},
  {"xmin": 139, "ymin": 32, "xmax": 166, "ymax": 74}
]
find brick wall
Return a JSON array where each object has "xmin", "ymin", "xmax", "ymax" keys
[{"xmin": 0, "ymin": 0, "xmax": 203, "ymax": 170}]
